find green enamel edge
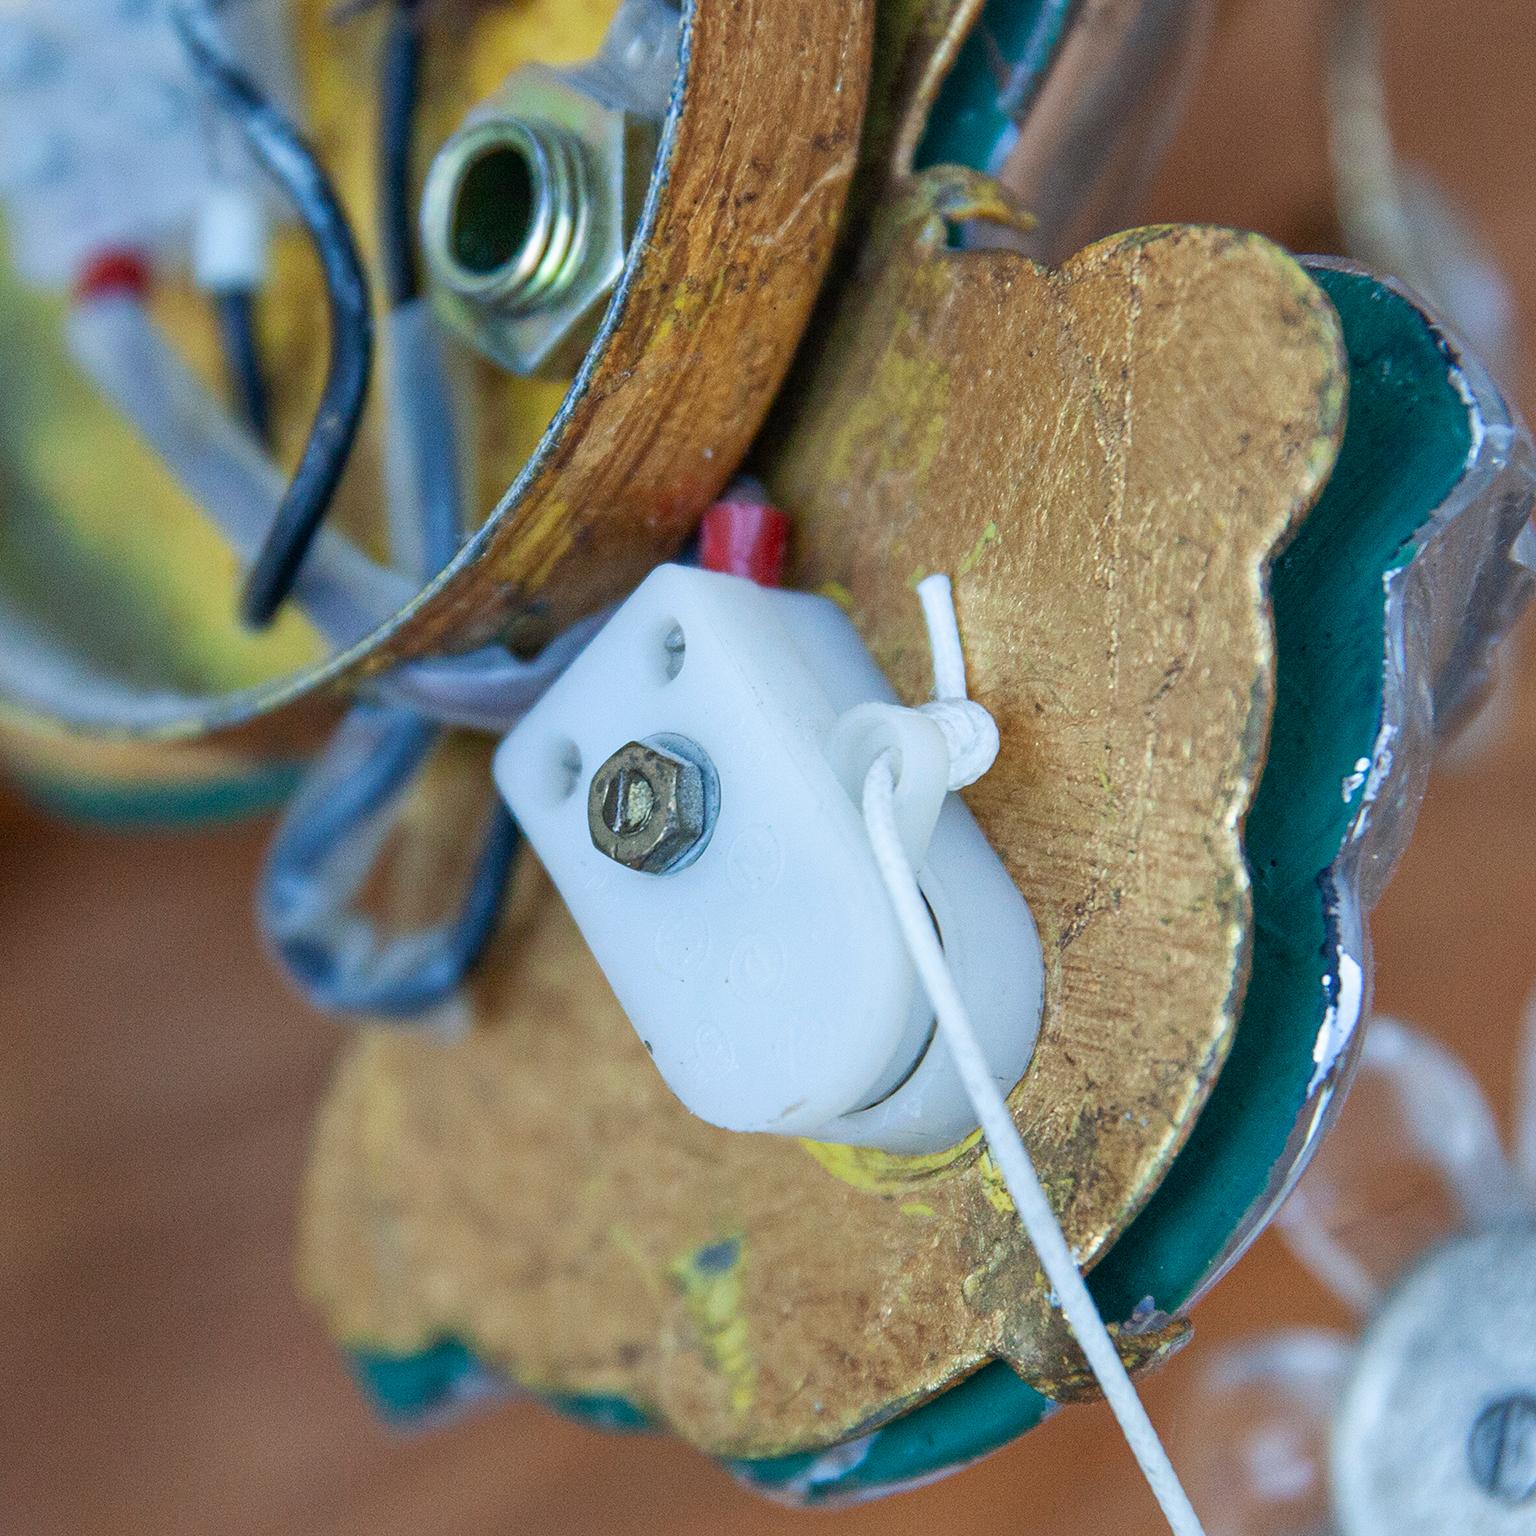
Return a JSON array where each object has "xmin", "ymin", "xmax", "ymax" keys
[
  {"xmin": 341, "ymin": 271, "xmax": 1477, "ymax": 1500},
  {"xmin": 915, "ymin": 0, "xmax": 1071, "ymax": 175},
  {"xmin": 1086, "ymin": 265, "xmax": 1473, "ymax": 1323},
  {"xmin": 737, "ymin": 267, "xmax": 1477, "ymax": 1499},
  {"xmin": 543, "ymin": 1393, "xmax": 652, "ymax": 1433},
  {"xmin": 729, "ymin": 1361, "xmax": 1051, "ymax": 1498},
  {"xmin": 348, "ymin": 1343, "xmax": 651, "ymax": 1433},
  {"xmin": 349, "ymin": 1341, "xmax": 490, "ymax": 1424},
  {"xmin": 13, "ymin": 761, "xmax": 301, "ymax": 829}
]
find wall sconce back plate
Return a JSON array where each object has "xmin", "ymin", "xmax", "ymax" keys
[{"xmin": 300, "ymin": 169, "xmax": 1351, "ymax": 1462}]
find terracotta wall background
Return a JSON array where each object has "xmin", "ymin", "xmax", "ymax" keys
[{"xmin": 4, "ymin": 1, "xmax": 1534, "ymax": 1530}]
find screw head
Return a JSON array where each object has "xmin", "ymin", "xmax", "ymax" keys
[
  {"xmin": 588, "ymin": 738, "xmax": 714, "ymax": 875},
  {"xmin": 1469, "ymin": 1394, "xmax": 1536, "ymax": 1505}
]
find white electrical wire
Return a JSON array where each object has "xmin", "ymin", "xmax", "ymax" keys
[
  {"xmin": 860, "ymin": 575, "xmax": 1207, "ymax": 1536},
  {"xmin": 918, "ymin": 572, "xmax": 971, "ymax": 701},
  {"xmin": 193, "ymin": 181, "xmax": 270, "ymax": 294},
  {"xmin": 915, "ymin": 573, "xmax": 1001, "ymax": 790}
]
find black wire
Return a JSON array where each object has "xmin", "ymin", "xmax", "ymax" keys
[
  {"xmin": 213, "ymin": 287, "xmax": 273, "ymax": 445},
  {"xmin": 379, "ymin": 0, "xmax": 424, "ymax": 309},
  {"xmin": 175, "ymin": 0, "xmax": 375, "ymax": 630},
  {"xmin": 377, "ymin": 0, "xmax": 464, "ymax": 575}
]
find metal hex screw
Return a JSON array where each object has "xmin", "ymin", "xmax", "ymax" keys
[
  {"xmin": 1469, "ymin": 1394, "xmax": 1536, "ymax": 1505},
  {"xmin": 587, "ymin": 738, "xmax": 714, "ymax": 875}
]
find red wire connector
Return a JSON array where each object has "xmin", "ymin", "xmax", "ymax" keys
[
  {"xmin": 74, "ymin": 249, "xmax": 151, "ymax": 304},
  {"xmin": 699, "ymin": 493, "xmax": 790, "ymax": 589}
]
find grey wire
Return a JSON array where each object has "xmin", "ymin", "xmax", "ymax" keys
[
  {"xmin": 260, "ymin": 703, "xmax": 518, "ymax": 1019},
  {"xmin": 251, "ymin": 0, "xmax": 524, "ymax": 1019}
]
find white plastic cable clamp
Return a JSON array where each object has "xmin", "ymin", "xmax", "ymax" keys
[{"xmin": 495, "ymin": 564, "xmax": 1044, "ymax": 1154}]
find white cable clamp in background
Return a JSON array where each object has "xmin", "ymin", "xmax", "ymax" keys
[{"xmin": 193, "ymin": 181, "xmax": 270, "ymax": 295}]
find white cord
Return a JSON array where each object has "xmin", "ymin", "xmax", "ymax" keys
[
  {"xmin": 918, "ymin": 572, "xmax": 971, "ymax": 701},
  {"xmin": 862, "ymin": 577, "xmax": 1207, "ymax": 1536},
  {"xmin": 916, "ymin": 574, "xmax": 1000, "ymax": 790}
]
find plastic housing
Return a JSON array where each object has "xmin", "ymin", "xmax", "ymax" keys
[{"xmin": 496, "ymin": 564, "xmax": 1043, "ymax": 1153}]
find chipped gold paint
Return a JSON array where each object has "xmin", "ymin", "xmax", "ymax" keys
[
  {"xmin": 813, "ymin": 580, "xmax": 856, "ymax": 612},
  {"xmin": 1033, "ymin": 1315, "xmax": 1195, "ymax": 1404},
  {"xmin": 301, "ymin": 171, "xmax": 1347, "ymax": 1458},
  {"xmin": 976, "ymin": 1152, "xmax": 1016, "ymax": 1216},
  {"xmin": 609, "ymin": 1227, "xmax": 667, "ymax": 1303},
  {"xmin": 959, "ymin": 520, "xmax": 1002, "ymax": 577}
]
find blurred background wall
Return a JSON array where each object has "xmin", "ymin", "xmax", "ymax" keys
[{"xmin": 4, "ymin": 0, "xmax": 1535, "ymax": 1530}]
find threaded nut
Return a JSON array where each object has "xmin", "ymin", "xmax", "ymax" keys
[
  {"xmin": 587, "ymin": 738, "xmax": 715, "ymax": 875},
  {"xmin": 420, "ymin": 64, "xmax": 657, "ymax": 378},
  {"xmin": 421, "ymin": 116, "xmax": 592, "ymax": 314}
]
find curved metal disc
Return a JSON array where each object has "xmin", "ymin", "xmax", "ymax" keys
[{"xmin": 1332, "ymin": 1227, "xmax": 1536, "ymax": 1536}]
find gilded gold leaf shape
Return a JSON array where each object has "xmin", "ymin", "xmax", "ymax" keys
[{"xmin": 301, "ymin": 172, "xmax": 1347, "ymax": 1457}]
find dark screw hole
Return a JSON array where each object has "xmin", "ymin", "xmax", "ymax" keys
[
  {"xmin": 1469, "ymin": 1394, "xmax": 1536, "ymax": 1505},
  {"xmin": 452, "ymin": 141, "xmax": 536, "ymax": 277}
]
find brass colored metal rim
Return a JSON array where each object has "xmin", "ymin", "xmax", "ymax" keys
[{"xmin": 0, "ymin": 0, "xmax": 874, "ymax": 744}]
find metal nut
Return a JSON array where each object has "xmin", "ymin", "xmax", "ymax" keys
[
  {"xmin": 587, "ymin": 738, "xmax": 713, "ymax": 875},
  {"xmin": 421, "ymin": 63, "xmax": 659, "ymax": 378}
]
